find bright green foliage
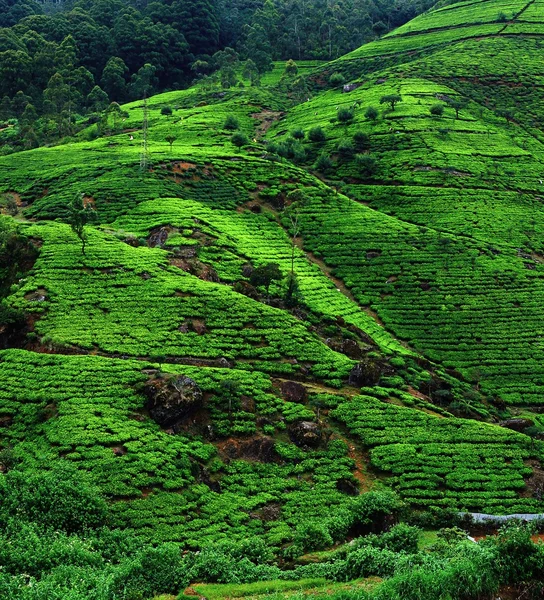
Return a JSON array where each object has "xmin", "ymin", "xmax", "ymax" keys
[{"xmin": 332, "ymin": 395, "xmax": 539, "ymax": 512}]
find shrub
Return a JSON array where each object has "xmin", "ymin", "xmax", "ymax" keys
[
  {"xmin": 0, "ymin": 465, "xmax": 108, "ymax": 533},
  {"xmin": 355, "ymin": 154, "xmax": 377, "ymax": 177},
  {"xmin": 365, "ymin": 106, "xmax": 378, "ymax": 120},
  {"xmin": 291, "ymin": 127, "xmax": 305, "ymax": 139},
  {"xmin": 231, "ymin": 132, "xmax": 249, "ymax": 147},
  {"xmin": 353, "ymin": 130, "xmax": 370, "ymax": 150},
  {"xmin": 295, "ymin": 520, "xmax": 333, "ymax": 552},
  {"xmin": 308, "ymin": 126, "xmax": 326, "ymax": 142},
  {"xmin": 109, "ymin": 543, "xmax": 188, "ymax": 598},
  {"xmin": 160, "ymin": 106, "xmax": 173, "ymax": 116},
  {"xmin": 329, "ymin": 72, "xmax": 346, "ymax": 86},
  {"xmin": 339, "ymin": 545, "xmax": 397, "ymax": 580},
  {"xmin": 224, "ymin": 115, "xmax": 240, "ymax": 130},
  {"xmin": 337, "ymin": 138, "xmax": 355, "ymax": 157},
  {"xmin": 337, "ymin": 107, "xmax": 355, "ymax": 123},
  {"xmin": 430, "ymin": 104, "xmax": 444, "ymax": 116},
  {"xmin": 314, "ymin": 152, "xmax": 333, "ymax": 172}
]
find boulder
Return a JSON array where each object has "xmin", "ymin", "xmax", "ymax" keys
[
  {"xmin": 144, "ymin": 375, "xmax": 203, "ymax": 427},
  {"xmin": 289, "ymin": 421, "xmax": 322, "ymax": 448},
  {"xmin": 499, "ymin": 418, "xmax": 535, "ymax": 432},
  {"xmin": 343, "ymin": 83, "xmax": 361, "ymax": 93},
  {"xmin": 348, "ymin": 359, "xmax": 382, "ymax": 386},
  {"xmin": 281, "ymin": 380, "xmax": 307, "ymax": 403},
  {"xmin": 147, "ymin": 227, "xmax": 169, "ymax": 248}
]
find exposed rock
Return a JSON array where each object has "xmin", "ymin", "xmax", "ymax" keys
[
  {"xmin": 242, "ymin": 263, "xmax": 254, "ymax": 278},
  {"xmin": 289, "ymin": 421, "xmax": 322, "ymax": 448},
  {"xmin": 240, "ymin": 395, "xmax": 256, "ymax": 412},
  {"xmin": 331, "ymin": 338, "xmax": 363, "ymax": 359},
  {"xmin": 221, "ymin": 436, "xmax": 279, "ymax": 462},
  {"xmin": 234, "ymin": 280, "xmax": 259, "ymax": 300},
  {"xmin": 148, "ymin": 227, "xmax": 169, "ymax": 248},
  {"xmin": 337, "ymin": 478, "xmax": 359, "ymax": 496},
  {"xmin": 177, "ymin": 246, "xmax": 198, "ymax": 259},
  {"xmin": 281, "ymin": 380, "xmax": 307, "ymax": 403},
  {"xmin": 499, "ymin": 418, "xmax": 535, "ymax": 432},
  {"xmin": 343, "ymin": 83, "xmax": 361, "ymax": 93},
  {"xmin": 348, "ymin": 358, "xmax": 383, "ymax": 387},
  {"xmin": 198, "ymin": 264, "xmax": 219, "ymax": 282},
  {"xmin": 200, "ymin": 467, "xmax": 221, "ymax": 492},
  {"xmin": 144, "ymin": 374, "xmax": 203, "ymax": 427},
  {"xmin": 191, "ymin": 319, "xmax": 207, "ymax": 335},
  {"xmin": 216, "ymin": 357, "xmax": 232, "ymax": 369},
  {"xmin": 261, "ymin": 502, "xmax": 281, "ymax": 521}
]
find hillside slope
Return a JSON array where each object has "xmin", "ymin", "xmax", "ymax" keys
[{"xmin": 0, "ymin": 1, "xmax": 544, "ymax": 595}]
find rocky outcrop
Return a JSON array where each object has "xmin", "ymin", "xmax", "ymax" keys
[
  {"xmin": 499, "ymin": 418, "xmax": 534, "ymax": 432},
  {"xmin": 289, "ymin": 421, "xmax": 321, "ymax": 448},
  {"xmin": 281, "ymin": 380, "xmax": 307, "ymax": 403},
  {"xmin": 144, "ymin": 374, "xmax": 203, "ymax": 427}
]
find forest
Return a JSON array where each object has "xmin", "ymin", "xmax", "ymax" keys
[{"xmin": 0, "ymin": 0, "xmax": 438, "ymax": 151}]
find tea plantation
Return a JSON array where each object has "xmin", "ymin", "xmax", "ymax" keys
[{"xmin": 1, "ymin": 0, "xmax": 544, "ymax": 597}]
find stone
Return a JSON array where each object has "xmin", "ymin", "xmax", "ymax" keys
[
  {"xmin": 144, "ymin": 375, "xmax": 203, "ymax": 427},
  {"xmin": 499, "ymin": 418, "xmax": 535, "ymax": 432},
  {"xmin": 289, "ymin": 421, "xmax": 322, "ymax": 448},
  {"xmin": 147, "ymin": 227, "xmax": 169, "ymax": 248},
  {"xmin": 281, "ymin": 380, "xmax": 307, "ymax": 403}
]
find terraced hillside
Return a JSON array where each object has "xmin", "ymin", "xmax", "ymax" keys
[{"xmin": 1, "ymin": 1, "xmax": 544, "ymax": 597}]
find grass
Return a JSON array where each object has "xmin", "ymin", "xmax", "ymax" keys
[{"xmin": 191, "ymin": 577, "xmax": 379, "ymax": 599}]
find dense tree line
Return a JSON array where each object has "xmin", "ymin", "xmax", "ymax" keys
[{"xmin": 0, "ymin": 0, "xmax": 437, "ymax": 151}]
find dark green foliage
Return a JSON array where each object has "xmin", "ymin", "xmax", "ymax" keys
[
  {"xmin": 231, "ymin": 132, "xmax": 249, "ymax": 147},
  {"xmin": 0, "ymin": 465, "xmax": 108, "ymax": 533},
  {"xmin": 291, "ymin": 127, "xmax": 305, "ymax": 140},
  {"xmin": 308, "ymin": 126, "xmax": 326, "ymax": 142},
  {"xmin": 249, "ymin": 262, "xmax": 283, "ymax": 293},
  {"xmin": 355, "ymin": 154, "xmax": 377, "ymax": 177},
  {"xmin": 365, "ymin": 106, "xmax": 379, "ymax": 120},
  {"xmin": 379, "ymin": 94, "xmax": 402, "ymax": 110},
  {"xmin": 337, "ymin": 138, "xmax": 355, "ymax": 157},
  {"xmin": 337, "ymin": 107, "xmax": 355, "ymax": 123},
  {"xmin": 66, "ymin": 193, "xmax": 97, "ymax": 255},
  {"xmin": 430, "ymin": 103, "xmax": 444, "ymax": 116},
  {"xmin": 314, "ymin": 152, "xmax": 333, "ymax": 172},
  {"xmin": 224, "ymin": 114, "xmax": 240, "ymax": 130},
  {"xmin": 160, "ymin": 106, "xmax": 173, "ymax": 116},
  {"xmin": 329, "ymin": 72, "xmax": 346, "ymax": 86},
  {"xmin": 353, "ymin": 130, "xmax": 370, "ymax": 150}
]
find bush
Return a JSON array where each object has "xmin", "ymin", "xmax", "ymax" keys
[
  {"xmin": 295, "ymin": 520, "xmax": 333, "ymax": 552},
  {"xmin": 365, "ymin": 106, "xmax": 378, "ymax": 121},
  {"xmin": 231, "ymin": 132, "xmax": 249, "ymax": 147},
  {"xmin": 314, "ymin": 152, "xmax": 333, "ymax": 172},
  {"xmin": 339, "ymin": 546, "xmax": 397, "ymax": 580},
  {"xmin": 224, "ymin": 115, "xmax": 240, "ymax": 130},
  {"xmin": 110, "ymin": 543, "xmax": 188, "ymax": 598},
  {"xmin": 308, "ymin": 126, "xmax": 326, "ymax": 142},
  {"xmin": 353, "ymin": 130, "xmax": 370, "ymax": 150},
  {"xmin": 337, "ymin": 138, "xmax": 355, "ymax": 157},
  {"xmin": 337, "ymin": 107, "xmax": 354, "ymax": 123},
  {"xmin": 355, "ymin": 154, "xmax": 377, "ymax": 177},
  {"xmin": 0, "ymin": 465, "xmax": 108, "ymax": 533},
  {"xmin": 160, "ymin": 106, "xmax": 173, "ymax": 116},
  {"xmin": 430, "ymin": 104, "xmax": 444, "ymax": 116},
  {"xmin": 329, "ymin": 72, "xmax": 346, "ymax": 86},
  {"xmin": 291, "ymin": 127, "xmax": 305, "ymax": 139}
]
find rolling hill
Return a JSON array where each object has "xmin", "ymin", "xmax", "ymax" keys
[{"xmin": 1, "ymin": 0, "xmax": 544, "ymax": 597}]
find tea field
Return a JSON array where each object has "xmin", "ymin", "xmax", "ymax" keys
[{"xmin": 1, "ymin": 0, "xmax": 544, "ymax": 597}]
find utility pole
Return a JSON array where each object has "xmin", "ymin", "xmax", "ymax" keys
[{"xmin": 140, "ymin": 94, "xmax": 150, "ymax": 171}]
